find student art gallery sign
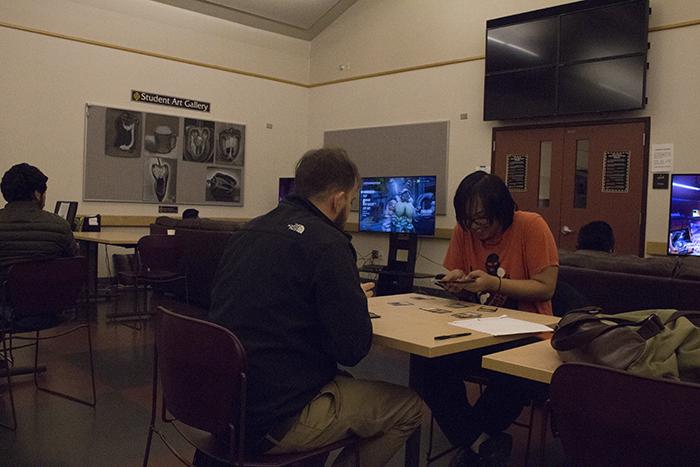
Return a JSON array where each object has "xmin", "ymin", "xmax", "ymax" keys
[{"xmin": 131, "ymin": 90, "xmax": 210, "ymax": 113}]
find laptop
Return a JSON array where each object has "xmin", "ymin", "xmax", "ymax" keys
[{"xmin": 54, "ymin": 201, "xmax": 78, "ymax": 230}]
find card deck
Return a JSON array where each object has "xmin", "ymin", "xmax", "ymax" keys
[
  {"xmin": 419, "ymin": 307, "xmax": 451, "ymax": 314},
  {"xmin": 452, "ymin": 311, "xmax": 482, "ymax": 319}
]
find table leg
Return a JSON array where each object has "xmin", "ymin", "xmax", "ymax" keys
[
  {"xmin": 406, "ymin": 354, "xmax": 427, "ymax": 467},
  {"xmin": 79, "ymin": 240, "xmax": 98, "ymax": 297}
]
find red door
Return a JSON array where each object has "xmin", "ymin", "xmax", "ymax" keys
[{"xmin": 493, "ymin": 120, "xmax": 648, "ymax": 255}]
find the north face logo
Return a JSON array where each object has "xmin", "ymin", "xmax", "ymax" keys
[{"xmin": 288, "ymin": 223, "xmax": 305, "ymax": 234}]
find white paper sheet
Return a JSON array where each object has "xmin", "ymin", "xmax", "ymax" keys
[
  {"xmin": 449, "ymin": 316, "xmax": 553, "ymax": 336},
  {"xmin": 651, "ymin": 143, "xmax": 673, "ymax": 173}
]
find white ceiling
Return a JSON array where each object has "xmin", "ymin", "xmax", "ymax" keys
[{"xmin": 151, "ymin": 0, "xmax": 359, "ymax": 40}]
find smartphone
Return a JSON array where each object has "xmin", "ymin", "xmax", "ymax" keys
[{"xmin": 435, "ymin": 278, "xmax": 476, "ymax": 288}]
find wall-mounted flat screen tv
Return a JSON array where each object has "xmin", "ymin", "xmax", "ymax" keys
[
  {"xmin": 359, "ymin": 176, "xmax": 436, "ymax": 236},
  {"xmin": 484, "ymin": 0, "xmax": 649, "ymax": 120},
  {"xmin": 278, "ymin": 177, "xmax": 295, "ymax": 201},
  {"xmin": 668, "ymin": 174, "xmax": 700, "ymax": 256}
]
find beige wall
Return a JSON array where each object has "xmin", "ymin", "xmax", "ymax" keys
[
  {"xmin": 0, "ymin": 0, "xmax": 309, "ymax": 220},
  {"xmin": 1, "ymin": 0, "xmax": 311, "ymax": 276},
  {"xmin": 2, "ymin": 0, "xmax": 699, "ymax": 275},
  {"xmin": 309, "ymin": 0, "xmax": 700, "ymax": 262},
  {"xmin": 2, "ymin": 0, "xmax": 310, "ymax": 83}
]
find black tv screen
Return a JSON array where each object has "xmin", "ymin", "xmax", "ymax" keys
[
  {"xmin": 485, "ymin": 17, "xmax": 558, "ymax": 73},
  {"xmin": 558, "ymin": 55, "xmax": 647, "ymax": 113},
  {"xmin": 485, "ymin": 67, "xmax": 556, "ymax": 120},
  {"xmin": 484, "ymin": 0, "xmax": 649, "ymax": 121},
  {"xmin": 359, "ymin": 176, "xmax": 436, "ymax": 236},
  {"xmin": 667, "ymin": 174, "xmax": 700, "ymax": 256},
  {"xmin": 559, "ymin": 1, "xmax": 649, "ymax": 63}
]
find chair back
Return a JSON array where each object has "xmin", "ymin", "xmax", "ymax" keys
[
  {"xmin": 551, "ymin": 279, "xmax": 590, "ymax": 317},
  {"xmin": 550, "ymin": 362, "xmax": 700, "ymax": 467},
  {"xmin": 175, "ymin": 229, "xmax": 233, "ymax": 308},
  {"xmin": 6, "ymin": 256, "xmax": 86, "ymax": 318},
  {"xmin": 156, "ymin": 306, "xmax": 247, "ymax": 439},
  {"xmin": 138, "ymin": 234, "xmax": 179, "ymax": 273}
]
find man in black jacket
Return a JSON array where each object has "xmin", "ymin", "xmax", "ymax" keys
[
  {"xmin": 0, "ymin": 163, "xmax": 78, "ymax": 331},
  {"xmin": 207, "ymin": 148, "xmax": 423, "ymax": 466},
  {"xmin": 0, "ymin": 163, "xmax": 77, "ymax": 284}
]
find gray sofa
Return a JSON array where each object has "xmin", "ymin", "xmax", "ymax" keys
[{"xmin": 558, "ymin": 250, "xmax": 700, "ymax": 313}]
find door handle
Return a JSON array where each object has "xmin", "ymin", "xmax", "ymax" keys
[{"xmin": 561, "ymin": 225, "xmax": 574, "ymax": 235}]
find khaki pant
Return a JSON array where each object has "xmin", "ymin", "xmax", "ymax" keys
[{"xmin": 265, "ymin": 375, "xmax": 424, "ymax": 467}]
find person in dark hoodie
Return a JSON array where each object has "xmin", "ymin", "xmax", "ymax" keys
[{"xmin": 203, "ymin": 148, "xmax": 423, "ymax": 467}]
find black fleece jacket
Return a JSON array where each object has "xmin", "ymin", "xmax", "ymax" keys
[{"xmin": 209, "ymin": 195, "xmax": 372, "ymax": 449}]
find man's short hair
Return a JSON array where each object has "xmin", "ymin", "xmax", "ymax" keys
[
  {"xmin": 454, "ymin": 171, "xmax": 517, "ymax": 231},
  {"xmin": 577, "ymin": 221, "xmax": 615, "ymax": 252},
  {"xmin": 182, "ymin": 208, "xmax": 199, "ymax": 219},
  {"xmin": 1, "ymin": 163, "xmax": 48, "ymax": 202},
  {"xmin": 294, "ymin": 148, "xmax": 359, "ymax": 200}
]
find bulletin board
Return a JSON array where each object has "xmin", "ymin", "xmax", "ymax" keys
[
  {"xmin": 324, "ymin": 121, "xmax": 449, "ymax": 214},
  {"xmin": 83, "ymin": 104, "xmax": 246, "ymax": 206}
]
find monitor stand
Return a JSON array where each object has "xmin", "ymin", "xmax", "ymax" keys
[{"xmin": 376, "ymin": 232, "xmax": 418, "ymax": 296}]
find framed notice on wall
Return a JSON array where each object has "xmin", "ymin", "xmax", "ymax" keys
[
  {"xmin": 84, "ymin": 104, "xmax": 245, "ymax": 206},
  {"xmin": 602, "ymin": 151, "xmax": 630, "ymax": 193},
  {"xmin": 505, "ymin": 154, "xmax": 528, "ymax": 192}
]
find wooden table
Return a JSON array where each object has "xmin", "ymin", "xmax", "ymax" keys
[
  {"xmin": 481, "ymin": 339, "xmax": 563, "ymax": 384},
  {"xmin": 74, "ymin": 231, "xmax": 143, "ymax": 295},
  {"xmin": 368, "ymin": 293, "xmax": 559, "ymax": 467}
]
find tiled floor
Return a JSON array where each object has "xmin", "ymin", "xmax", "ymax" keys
[{"xmin": 0, "ymin": 293, "xmax": 563, "ymax": 466}]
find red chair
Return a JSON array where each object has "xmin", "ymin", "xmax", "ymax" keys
[
  {"xmin": 550, "ymin": 362, "xmax": 700, "ymax": 467},
  {"xmin": 113, "ymin": 235, "xmax": 188, "ymax": 325},
  {"xmin": 143, "ymin": 305, "xmax": 359, "ymax": 467},
  {"xmin": 0, "ymin": 256, "xmax": 96, "ymax": 431}
]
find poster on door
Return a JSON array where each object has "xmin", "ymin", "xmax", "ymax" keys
[
  {"xmin": 602, "ymin": 151, "xmax": 630, "ymax": 193},
  {"xmin": 505, "ymin": 154, "xmax": 528, "ymax": 192}
]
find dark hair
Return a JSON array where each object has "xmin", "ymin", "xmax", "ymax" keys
[
  {"xmin": 182, "ymin": 208, "xmax": 199, "ymax": 219},
  {"xmin": 1, "ymin": 163, "xmax": 48, "ymax": 202},
  {"xmin": 294, "ymin": 148, "xmax": 359, "ymax": 200},
  {"xmin": 454, "ymin": 171, "xmax": 516, "ymax": 231},
  {"xmin": 577, "ymin": 221, "xmax": 615, "ymax": 252}
]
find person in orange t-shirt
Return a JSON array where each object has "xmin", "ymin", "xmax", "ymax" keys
[
  {"xmin": 421, "ymin": 171, "xmax": 559, "ymax": 467},
  {"xmin": 442, "ymin": 171, "xmax": 559, "ymax": 314}
]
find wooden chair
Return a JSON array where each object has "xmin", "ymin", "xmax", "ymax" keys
[
  {"xmin": 0, "ymin": 256, "xmax": 96, "ymax": 431},
  {"xmin": 143, "ymin": 305, "xmax": 359, "ymax": 467},
  {"xmin": 550, "ymin": 362, "xmax": 700, "ymax": 467}
]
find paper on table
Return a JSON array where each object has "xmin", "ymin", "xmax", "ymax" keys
[{"xmin": 449, "ymin": 316, "xmax": 553, "ymax": 336}]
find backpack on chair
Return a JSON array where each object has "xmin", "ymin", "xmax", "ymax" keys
[{"xmin": 551, "ymin": 308, "xmax": 700, "ymax": 382}]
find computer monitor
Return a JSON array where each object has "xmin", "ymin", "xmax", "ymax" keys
[
  {"xmin": 54, "ymin": 201, "xmax": 78, "ymax": 229},
  {"xmin": 359, "ymin": 176, "xmax": 436, "ymax": 236},
  {"xmin": 278, "ymin": 177, "xmax": 295, "ymax": 201},
  {"xmin": 667, "ymin": 174, "xmax": 700, "ymax": 256}
]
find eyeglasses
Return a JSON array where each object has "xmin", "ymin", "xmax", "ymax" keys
[{"xmin": 464, "ymin": 214, "xmax": 491, "ymax": 230}]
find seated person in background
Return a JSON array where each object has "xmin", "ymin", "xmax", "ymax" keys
[
  {"xmin": 0, "ymin": 163, "xmax": 78, "ymax": 327},
  {"xmin": 181, "ymin": 208, "xmax": 199, "ymax": 219},
  {"xmin": 424, "ymin": 171, "xmax": 559, "ymax": 467},
  {"xmin": 576, "ymin": 220, "xmax": 615, "ymax": 253},
  {"xmin": 0, "ymin": 163, "xmax": 78, "ymax": 284},
  {"xmin": 202, "ymin": 148, "xmax": 423, "ymax": 467}
]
